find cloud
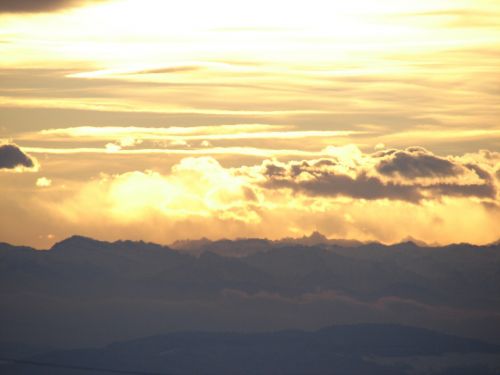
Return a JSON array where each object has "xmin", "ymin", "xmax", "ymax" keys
[
  {"xmin": 32, "ymin": 125, "xmax": 356, "ymax": 142},
  {"xmin": 0, "ymin": 0, "xmax": 105, "ymax": 13},
  {"xmin": 201, "ymin": 140, "xmax": 212, "ymax": 147},
  {"xmin": 404, "ymin": 8, "xmax": 500, "ymax": 28},
  {"xmin": 375, "ymin": 147, "xmax": 462, "ymax": 178},
  {"xmin": 17, "ymin": 125, "xmax": 358, "ymax": 158},
  {"xmin": 256, "ymin": 146, "xmax": 497, "ymax": 203},
  {"xmin": 465, "ymin": 163, "xmax": 492, "ymax": 182},
  {"xmin": 36, "ymin": 177, "xmax": 52, "ymax": 187},
  {"xmin": 129, "ymin": 66, "xmax": 202, "ymax": 75},
  {"xmin": 68, "ymin": 61, "xmax": 254, "ymax": 78},
  {"xmin": 261, "ymin": 162, "xmax": 423, "ymax": 202},
  {"xmin": 0, "ymin": 143, "xmax": 37, "ymax": 171},
  {"xmin": 23, "ymin": 145, "xmax": 322, "ymax": 158},
  {"xmin": 51, "ymin": 157, "xmax": 259, "ymax": 225},
  {"xmin": 4, "ymin": 146, "xmax": 499, "ymax": 247},
  {"xmin": 105, "ymin": 143, "xmax": 121, "ymax": 153}
]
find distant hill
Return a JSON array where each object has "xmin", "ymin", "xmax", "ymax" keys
[
  {"xmin": 1, "ymin": 324, "xmax": 499, "ymax": 375},
  {"xmin": 1, "ymin": 235, "xmax": 500, "ymax": 349}
]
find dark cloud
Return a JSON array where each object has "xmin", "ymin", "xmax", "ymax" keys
[
  {"xmin": 478, "ymin": 149, "xmax": 500, "ymax": 161},
  {"xmin": 0, "ymin": 143, "xmax": 36, "ymax": 170},
  {"xmin": 0, "ymin": 0, "xmax": 104, "ymax": 13},
  {"xmin": 430, "ymin": 183, "xmax": 496, "ymax": 199},
  {"xmin": 258, "ymin": 148, "xmax": 497, "ymax": 203},
  {"xmin": 263, "ymin": 162, "xmax": 287, "ymax": 177},
  {"xmin": 376, "ymin": 147, "xmax": 462, "ymax": 178},
  {"xmin": 465, "ymin": 163, "xmax": 492, "ymax": 181},
  {"xmin": 264, "ymin": 167, "xmax": 423, "ymax": 203}
]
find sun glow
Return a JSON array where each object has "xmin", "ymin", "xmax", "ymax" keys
[{"xmin": 3, "ymin": 0, "xmax": 498, "ymax": 70}]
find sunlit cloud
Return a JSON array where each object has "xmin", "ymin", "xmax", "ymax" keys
[
  {"xmin": 38, "ymin": 124, "xmax": 285, "ymax": 137},
  {"xmin": 36, "ymin": 176, "xmax": 52, "ymax": 187},
  {"xmin": 31, "ymin": 125, "xmax": 358, "ymax": 143},
  {"xmin": 401, "ymin": 8, "xmax": 500, "ymax": 29},
  {"xmin": 12, "ymin": 125, "xmax": 361, "ymax": 158},
  {"xmin": 251, "ymin": 146, "xmax": 497, "ymax": 203},
  {"xmin": 22, "ymin": 145, "xmax": 324, "ymax": 158},
  {"xmin": 66, "ymin": 61, "xmax": 250, "ymax": 79},
  {"xmin": 0, "ymin": 96, "xmax": 328, "ymax": 116},
  {"xmin": 51, "ymin": 156, "xmax": 259, "ymax": 225}
]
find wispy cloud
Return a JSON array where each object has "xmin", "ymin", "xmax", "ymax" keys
[
  {"xmin": 38, "ymin": 124, "xmax": 288, "ymax": 138},
  {"xmin": 23, "ymin": 145, "xmax": 324, "ymax": 158},
  {"xmin": 32, "ymin": 125, "xmax": 358, "ymax": 143},
  {"xmin": 402, "ymin": 8, "xmax": 500, "ymax": 28}
]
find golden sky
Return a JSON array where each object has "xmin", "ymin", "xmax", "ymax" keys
[{"xmin": 1, "ymin": 0, "xmax": 499, "ymax": 247}]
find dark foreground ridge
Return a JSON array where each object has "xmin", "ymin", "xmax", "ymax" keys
[{"xmin": 2, "ymin": 324, "xmax": 500, "ymax": 375}]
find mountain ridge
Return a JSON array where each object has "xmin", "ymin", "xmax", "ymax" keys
[
  {"xmin": 2, "ymin": 324, "xmax": 500, "ymax": 375},
  {"xmin": 4, "ymin": 231, "xmax": 499, "ymax": 256},
  {"xmin": 1, "ymin": 235, "xmax": 500, "ymax": 348}
]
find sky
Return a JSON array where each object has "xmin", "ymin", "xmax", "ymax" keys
[{"xmin": 0, "ymin": 0, "xmax": 499, "ymax": 247}]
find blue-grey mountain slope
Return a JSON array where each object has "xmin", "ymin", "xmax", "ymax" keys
[
  {"xmin": 1, "ymin": 235, "xmax": 500, "ymax": 348},
  {"xmin": 2, "ymin": 324, "xmax": 500, "ymax": 375}
]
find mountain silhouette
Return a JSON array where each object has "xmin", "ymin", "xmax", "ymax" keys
[
  {"xmin": 2, "ymin": 324, "xmax": 499, "ymax": 374},
  {"xmin": 1, "ymin": 236, "xmax": 500, "ymax": 349}
]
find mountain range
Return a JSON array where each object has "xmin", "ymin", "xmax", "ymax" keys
[
  {"xmin": 2, "ymin": 324, "xmax": 500, "ymax": 374},
  {"xmin": 1, "ymin": 234, "xmax": 500, "ymax": 373}
]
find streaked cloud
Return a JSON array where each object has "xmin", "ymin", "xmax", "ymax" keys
[
  {"xmin": 403, "ymin": 8, "xmax": 500, "ymax": 28},
  {"xmin": 66, "ymin": 62, "xmax": 243, "ymax": 78},
  {"xmin": 0, "ymin": 95, "xmax": 328, "ymax": 117},
  {"xmin": 36, "ymin": 124, "xmax": 287, "ymax": 138},
  {"xmin": 22, "ymin": 145, "xmax": 323, "ymax": 158},
  {"xmin": 32, "ymin": 125, "xmax": 358, "ymax": 143},
  {"xmin": 12, "ymin": 125, "xmax": 360, "ymax": 158}
]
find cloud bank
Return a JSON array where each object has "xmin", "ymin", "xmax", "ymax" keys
[
  {"xmin": 3, "ymin": 145, "xmax": 493, "ymax": 247},
  {"xmin": 257, "ymin": 146, "xmax": 497, "ymax": 203}
]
